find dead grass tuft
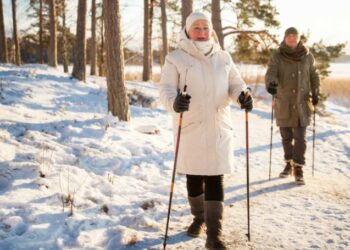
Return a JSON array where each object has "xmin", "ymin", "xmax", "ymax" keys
[{"xmin": 321, "ymin": 77, "xmax": 350, "ymax": 106}]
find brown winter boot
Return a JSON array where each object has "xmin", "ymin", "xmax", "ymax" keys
[
  {"xmin": 279, "ymin": 160, "xmax": 293, "ymax": 178},
  {"xmin": 204, "ymin": 201, "xmax": 227, "ymax": 250},
  {"xmin": 294, "ymin": 164, "xmax": 305, "ymax": 185},
  {"xmin": 187, "ymin": 194, "xmax": 205, "ymax": 237}
]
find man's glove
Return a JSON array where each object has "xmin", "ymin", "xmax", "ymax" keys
[
  {"xmin": 267, "ymin": 81, "xmax": 278, "ymax": 95},
  {"xmin": 173, "ymin": 90, "xmax": 191, "ymax": 113},
  {"xmin": 238, "ymin": 89, "xmax": 253, "ymax": 112},
  {"xmin": 312, "ymin": 95, "xmax": 319, "ymax": 106}
]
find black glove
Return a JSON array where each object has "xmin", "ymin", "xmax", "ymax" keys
[
  {"xmin": 173, "ymin": 90, "xmax": 191, "ymax": 113},
  {"xmin": 238, "ymin": 90, "xmax": 253, "ymax": 112},
  {"xmin": 312, "ymin": 95, "xmax": 319, "ymax": 106},
  {"xmin": 267, "ymin": 81, "xmax": 278, "ymax": 95}
]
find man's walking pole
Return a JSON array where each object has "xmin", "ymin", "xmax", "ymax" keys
[
  {"xmin": 312, "ymin": 106, "xmax": 316, "ymax": 177},
  {"xmin": 163, "ymin": 85, "xmax": 187, "ymax": 250},
  {"xmin": 269, "ymin": 96, "xmax": 275, "ymax": 180},
  {"xmin": 245, "ymin": 110, "xmax": 251, "ymax": 241}
]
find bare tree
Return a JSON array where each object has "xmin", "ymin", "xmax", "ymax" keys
[
  {"xmin": 48, "ymin": 0, "xmax": 57, "ymax": 67},
  {"xmin": 149, "ymin": 0, "xmax": 155, "ymax": 73},
  {"xmin": 142, "ymin": 0, "xmax": 150, "ymax": 81},
  {"xmin": 0, "ymin": 0, "xmax": 8, "ymax": 63},
  {"xmin": 11, "ymin": 0, "xmax": 21, "ymax": 65},
  {"xmin": 90, "ymin": 0, "xmax": 97, "ymax": 75},
  {"xmin": 211, "ymin": 0, "xmax": 224, "ymax": 49},
  {"xmin": 181, "ymin": 0, "xmax": 192, "ymax": 28},
  {"xmin": 98, "ymin": 1, "xmax": 104, "ymax": 76},
  {"xmin": 160, "ymin": 0, "xmax": 168, "ymax": 65},
  {"xmin": 39, "ymin": 0, "xmax": 44, "ymax": 63},
  {"xmin": 72, "ymin": 0, "xmax": 87, "ymax": 81},
  {"xmin": 103, "ymin": 0, "xmax": 130, "ymax": 121},
  {"xmin": 61, "ymin": 0, "xmax": 68, "ymax": 72}
]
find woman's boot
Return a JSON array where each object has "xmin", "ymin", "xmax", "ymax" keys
[
  {"xmin": 187, "ymin": 194, "xmax": 205, "ymax": 237},
  {"xmin": 204, "ymin": 201, "xmax": 227, "ymax": 250}
]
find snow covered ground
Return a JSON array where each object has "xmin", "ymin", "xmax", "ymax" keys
[{"xmin": 0, "ymin": 64, "xmax": 349, "ymax": 250}]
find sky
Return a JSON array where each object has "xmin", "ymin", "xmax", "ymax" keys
[
  {"xmin": 2, "ymin": 0, "xmax": 350, "ymax": 54},
  {"xmin": 273, "ymin": 0, "xmax": 350, "ymax": 52}
]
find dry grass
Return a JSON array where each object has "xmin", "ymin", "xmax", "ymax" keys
[
  {"xmin": 241, "ymin": 73, "xmax": 265, "ymax": 85},
  {"xmin": 124, "ymin": 72, "xmax": 160, "ymax": 82},
  {"xmin": 321, "ymin": 77, "xmax": 350, "ymax": 100}
]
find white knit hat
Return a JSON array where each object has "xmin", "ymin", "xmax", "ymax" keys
[{"xmin": 185, "ymin": 12, "xmax": 212, "ymax": 33}]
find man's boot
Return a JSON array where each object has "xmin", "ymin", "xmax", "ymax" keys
[
  {"xmin": 294, "ymin": 163, "xmax": 305, "ymax": 185},
  {"xmin": 187, "ymin": 194, "xmax": 205, "ymax": 237},
  {"xmin": 279, "ymin": 160, "xmax": 293, "ymax": 178},
  {"xmin": 204, "ymin": 201, "xmax": 227, "ymax": 250}
]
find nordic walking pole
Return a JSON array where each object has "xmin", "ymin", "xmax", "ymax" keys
[
  {"xmin": 245, "ymin": 110, "xmax": 251, "ymax": 241},
  {"xmin": 312, "ymin": 106, "xmax": 316, "ymax": 177},
  {"xmin": 163, "ymin": 84, "xmax": 188, "ymax": 250},
  {"xmin": 269, "ymin": 95, "xmax": 275, "ymax": 180}
]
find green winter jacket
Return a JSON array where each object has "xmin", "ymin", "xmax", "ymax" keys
[{"xmin": 265, "ymin": 49, "xmax": 320, "ymax": 127}]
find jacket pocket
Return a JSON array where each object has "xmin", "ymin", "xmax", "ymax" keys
[
  {"xmin": 181, "ymin": 121, "xmax": 202, "ymax": 135},
  {"xmin": 216, "ymin": 107, "xmax": 233, "ymax": 138},
  {"xmin": 275, "ymin": 98, "xmax": 290, "ymax": 119}
]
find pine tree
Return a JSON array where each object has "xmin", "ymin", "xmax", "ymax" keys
[
  {"xmin": 160, "ymin": 0, "xmax": 168, "ymax": 65},
  {"xmin": 48, "ymin": 0, "xmax": 57, "ymax": 67},
  {"xmin": 0, "ymin": 0, "xmax": 8, "ymax": 63},
  {"xmin": 181, "ymin": 0, "xmax": 192, "ymax": 28},
  {"xmin": 211, "ymin": 0, "xmax": 224, "ymax": 49},
  {"xmin": 90, "ymin": 0, "xmax": 97, "ymax": 75},
  {"xmin": 12, "ymin": 0, "xmax": 21, "ymax": 65},
  {"xmin": 103, "ymin": 0, "xmax": 130, "ymax": 121},
  {"xmin": 142, "ymin": 0, "xmax": 151, "ymax": 81},
  {"xmin": 72, "ymin": 0, "xmax": 87, "ymax": 81}
]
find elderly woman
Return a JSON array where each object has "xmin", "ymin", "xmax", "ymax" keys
[{"xmin": 159, "ymin": 12, "xmax": 252, "ymax": 249}]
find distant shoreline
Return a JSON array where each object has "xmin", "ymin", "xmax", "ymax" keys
[{"xmin": 332, "ymin": 54, "xmax": 350, "ymax": 63}]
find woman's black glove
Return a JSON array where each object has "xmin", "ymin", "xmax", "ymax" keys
[
  {"xmin": 238, "ymin": 90, "xmax": 253, "ymax": 112},
  {"xmin": 173, "ymin": 90, "xmax": 191, "ymax": 113},
  {"xmin": 267, "ymin": 81, "xmax": 278, "ymax": 95}
]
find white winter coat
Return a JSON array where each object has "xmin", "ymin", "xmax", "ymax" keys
[{"xmin": 159, "ymin": 29, "xmax": 247, "ymax": 175}]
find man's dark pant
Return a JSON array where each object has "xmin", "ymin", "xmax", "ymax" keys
[{"xmin": 280, "ymin": 126, "xmax": 307, "ymax": 165}]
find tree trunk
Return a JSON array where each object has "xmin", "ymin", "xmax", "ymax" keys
[
  {"xmin": 62, "ymin": 0, "xmax": 68, "ymax": 72},
  {"xmin": 211, "ymin": 0, "xmax": 224, "ymax": 49},
  {"xmin": 72, "ymin": 0, "xmax": 87, "ymax": 81},
  {"xmin": 181, "ymin": 0, "xmax": 192, "ymax": 28},
  {"xmin": 39, "ymin": 0, "xmax": 44, "ymax": 63},
  {"xmin": 103, "ymin": 0, "xmax": 130, "ymax": 121},
  {"xmin": 98, "ymin": 2, "xmax": 104, "ymax": 76},
  {"xmin": 0, "ymin": 0, "xmax": 8, "ymax": 63},
  {"xmin": 90, "ymin": 0, "xmax": 97, "ymax": 75},
  {"xmin": 11, "ymin": 0, "xmax": 20, "ymax": 65},
  {"xmin": 142, "ymin": 0, "xmax": 150, "ymax": 81},
  {"xmin": 149, "ymin": 0, "xmax": 155, "ymax": 76},
  {"xmin": 48, "ymin": 0, "xmax": 57, "ymax": 67},
  {"xmin": 160, "ymin": 0, "xmax": 168, "ymax": 65}
]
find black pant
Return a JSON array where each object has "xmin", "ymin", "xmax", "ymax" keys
[
  {"xmin": 280, "ymin": 126, "xmax": 307, "ymax": 165},
  {"xmin": 186, "ymin": 175, "xmax": 224, "ymax": 201}
]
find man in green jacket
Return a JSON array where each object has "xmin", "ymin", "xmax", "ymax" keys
[{"xmin": 265, "ymin": 27, "xmax": 320, "ymax": 185}]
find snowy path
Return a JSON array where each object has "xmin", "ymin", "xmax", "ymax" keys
[{"xmin": 0, "ymin": 64, "xmax": 349, "ymax": 250}]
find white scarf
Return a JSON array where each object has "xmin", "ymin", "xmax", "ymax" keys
[{"xmin": 193, "ymin": 38, "xmax": 214, "ymax": 56}]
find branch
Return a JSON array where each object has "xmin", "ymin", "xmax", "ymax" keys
[{"xmin": 223, "ymin": 26, "xmax": 279, "ymax": 45}]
